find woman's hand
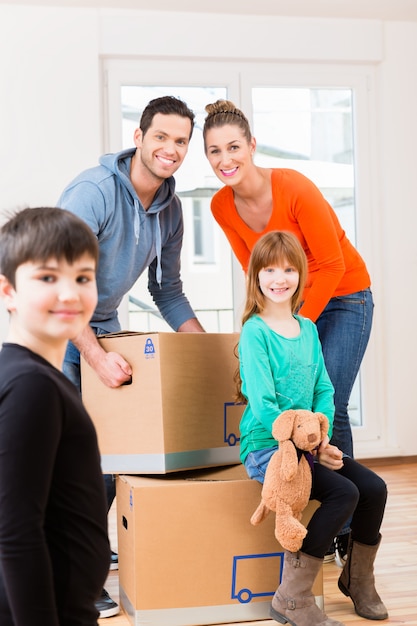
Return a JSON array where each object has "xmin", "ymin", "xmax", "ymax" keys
[{"xmin": 316, "ymin": 436, "xmax": 344, "ymax": 471}]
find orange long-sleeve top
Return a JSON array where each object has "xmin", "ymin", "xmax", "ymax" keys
[{"xmin": 211, "ymin": 168, "xmax": 370, "ymax": 322}]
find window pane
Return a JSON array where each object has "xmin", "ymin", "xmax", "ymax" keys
[
  {"xmin": 120, "ymin": 85, "xmax": 234, "ymax": 333},
  {"xmin": 252, "ymin": 87, "xmax": 356, "ymax": 244},
  {"xmin": 252, "ymin": 87, "xmax": 361, "ymax": 427}
]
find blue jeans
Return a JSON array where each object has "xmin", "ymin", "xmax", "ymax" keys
[
  {"xmin": 245, "ymin": 447, "xmax": 278, "ymax": 483},
  {"xmin": 315, "ymin": 288, "xmax": 374, "ymax": 459},
  {"xmin": 62, "ymin": 339, "xmax": 83, "ymax": 392},
  {"xmin": 63, "ymin": 334, "xmax": 116, "ymax": 513},
  {"xmin": 244, "ymin": 448, "xmax": 387, "ymax": 558}
]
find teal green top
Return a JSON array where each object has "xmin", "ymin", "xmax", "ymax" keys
[{"xmin": 238, "ymin": 315, "xmax": 335, "ymax": 463}]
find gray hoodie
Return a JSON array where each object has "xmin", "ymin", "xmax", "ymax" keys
[{"xmin": 58, "ymin": 148, "xmax": 196, "ymax": 333}]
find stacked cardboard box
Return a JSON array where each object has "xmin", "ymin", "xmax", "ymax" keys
[
  {"xmin": 81, "ymin": 332, "xmax": 243, "ymax": 474},
  {"xmin": 81, "ymin": 332, "xmax": 323, "ymax": 626},
  {"xmin": 117, "ymin": 466, "xmax": 322, "ymax": 626}
]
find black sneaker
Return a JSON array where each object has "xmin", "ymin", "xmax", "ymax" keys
[
  {"xmin": 110, "ymin": 551, "xmax": 118, "ymax": 571},
  {"xmin": 95, "ymin": 588, "xmax": 119, "ymax": 619},
  {"xmin": 334, "ymin": 533, "xmax": 350, "ymax": 568}
]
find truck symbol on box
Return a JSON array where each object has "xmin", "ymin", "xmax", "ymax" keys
[
  {"xmin": 231, "ymin": 552, "xmax": 284, "ymax": 604},
  {"xmin": 223, "ymin": 402, "xmax": 244, "ymax": 446}
]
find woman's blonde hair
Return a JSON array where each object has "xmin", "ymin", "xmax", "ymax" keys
[
  {"xmin": 203, "ymin": 99, "xmax": 252, "ymax": 150},
  {"xmin": 235, "ymin": 231, "xmax": 308, "ymax": 402}
]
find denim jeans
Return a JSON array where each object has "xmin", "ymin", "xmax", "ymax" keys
[
  {"xmin": 244, "ymin": 448, "xmax": 387, "ymax": 558},
  {"xmin": 63, "ymin": 334, "xmax": 116, "ymax": 513},
  {"xmin": 62, "ymin": 339, "xmax": 83, "ymax": 392},
  {"xmin": 315, "ymin": 288, "xmax": 374, "ymax": 459},
  {"xmin": 245, "ymin": 446, "xmax": 278, "ymax": 483}
]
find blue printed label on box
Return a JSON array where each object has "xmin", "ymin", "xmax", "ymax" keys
[{"xmin": 144, "ymin": 337, "xmax": 156, "ymax": 359}]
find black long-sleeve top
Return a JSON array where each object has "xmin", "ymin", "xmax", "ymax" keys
[{"xmin": 0, "ymin": 344, "xmax": 110, "ymax": 625}]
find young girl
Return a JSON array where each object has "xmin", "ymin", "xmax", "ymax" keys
[{"xmin": 237, "ymin": 231, "xmax": 387, "ymax": 626}]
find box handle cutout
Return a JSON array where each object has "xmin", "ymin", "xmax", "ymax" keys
[{"xmin": 122, "ymin": 515, "xmax": 128, "ymax": 530}]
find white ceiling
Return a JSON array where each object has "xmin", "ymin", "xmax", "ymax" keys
[{"xmin": 3, "ymin": 0, "xmax": 417, "ymax": 21}]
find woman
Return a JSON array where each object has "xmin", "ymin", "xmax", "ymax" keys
[{"xmin": 203, "ymin": 100, "xmax": 373, "ymax": 562}]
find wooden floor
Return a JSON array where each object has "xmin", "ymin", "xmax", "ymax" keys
[{"xmin": 99, "ymin": 460, "xmax": 417, "ymax": 626}]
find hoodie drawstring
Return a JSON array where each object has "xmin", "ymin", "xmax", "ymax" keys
[
  {"xmin": 133, "ymin": 201, "xmax": 140, "ymax": 245},
  {"xmin": 155, "ymin": 213, "xmax": 162, "ymax": 287}
]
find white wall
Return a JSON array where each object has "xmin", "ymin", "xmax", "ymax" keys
[
  {"xmin": 0, "ymin": 4, "xmax": 416, "ymax": 457},
  {"xmin": 0, "ymin": 5, "xmax": 101, "ymax": 213},
  {"xmin": 375, "ymin": 22, "xmax": 417, "ymax": 457}
]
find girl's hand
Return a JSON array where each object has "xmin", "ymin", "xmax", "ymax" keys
[{"xmin": 317, "ymin": 437, "xmax": 344, "ymax": 470}]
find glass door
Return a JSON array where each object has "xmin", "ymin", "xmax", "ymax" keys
[{"xmin": 103, "ymin": 58, "xmax": 380, "ymax": 449}]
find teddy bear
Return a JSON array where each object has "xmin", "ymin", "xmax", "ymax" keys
[{"xmin": 250, "ymin": 408, "xmax": 329, "ymax": 552}]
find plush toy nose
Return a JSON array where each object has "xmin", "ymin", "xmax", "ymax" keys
[{"xmin": 308, "ymin": 433, "xmax": 317, "ymax": 443}]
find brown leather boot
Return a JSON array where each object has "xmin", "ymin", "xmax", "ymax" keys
[
  {"xmin": 338, "ymin": 534, "xmax": 388, "ymax": 620},
  {"xmin": 271, "ymin": 550, "xmax": 345, "ymax": 626}
]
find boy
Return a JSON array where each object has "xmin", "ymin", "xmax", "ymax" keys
[{"xmin": 0, "ymin": 207, "xmax": 110, "ymax": 625}]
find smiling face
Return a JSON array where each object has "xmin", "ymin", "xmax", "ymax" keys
[
  {"xmin": 0, "ymin": 255, "xmax": 97, "ymax": 353},
  {"xmin": 134, "ymin": 112, "xmax": 192, "ymax": 182},
  {"xmin": 204, "ymin": 124, "xmax": 256, "ymax": 186},
  {"xmin": 258, "ymin": 261, "xmax": 300, "ymax": 311}
]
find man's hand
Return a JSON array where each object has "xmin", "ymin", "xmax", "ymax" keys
[
  {"xmin": 317, "ymin": 437, "xmax": 344, "ymax": 471},
  {"xmin": 72, "ymin": 326, "xmax": 133, "ymax": 388},
  {"xmin": 94, "ymin": 351, "xmax": 133, "ymax": 388}
]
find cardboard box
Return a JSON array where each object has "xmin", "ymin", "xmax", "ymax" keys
[
  {"xmin": 81, "ymin": 332, "xmax": 244, "ymax": 474},
  {"xmin": 116, "ymin": 465, "xmax": 323, "ymax": 626}
]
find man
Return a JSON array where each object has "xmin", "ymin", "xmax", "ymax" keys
[{"xmin": 58, "ymin": 96, "xmax": 204, "ymax": 617}]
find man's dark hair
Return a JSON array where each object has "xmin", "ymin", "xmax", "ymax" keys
[
  {"xmin": 139, "ymin": 96, "xmax": 195, "ymax": 139},
  {"xmin": 0, "ymin": 207, "xmax": 99, "ymax": 287}
]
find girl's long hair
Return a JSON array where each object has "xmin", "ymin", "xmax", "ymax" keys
[{"xmin": 235, "ymin": 231, "xmax": 308, "ymax": 402}]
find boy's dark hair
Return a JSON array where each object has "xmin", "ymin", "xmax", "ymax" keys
[
  {"xmin": 0, "ymin": 207, "xmax": 99, "ymax": 287},
  {"xmin": 139, "ymin": 96, "xmax": 195, "ymax": 139}
]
